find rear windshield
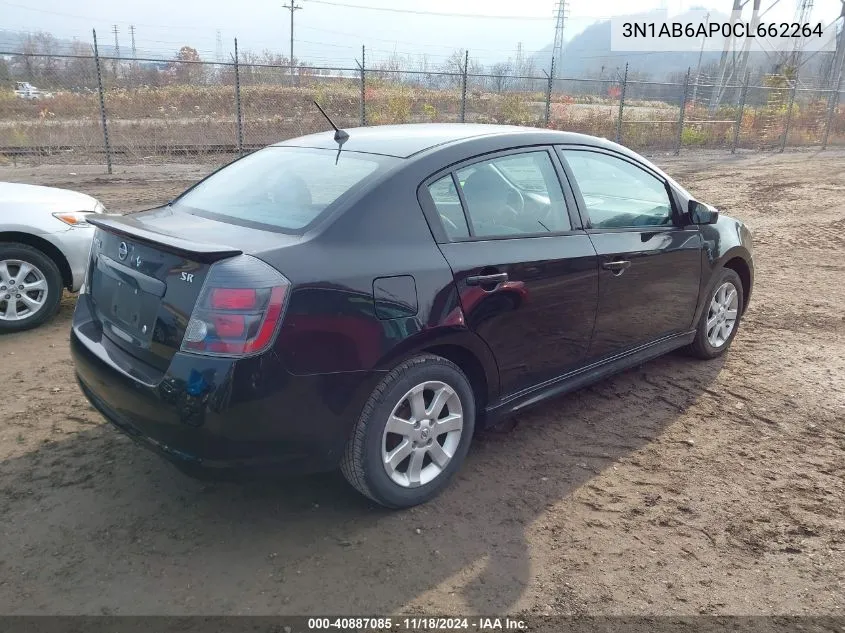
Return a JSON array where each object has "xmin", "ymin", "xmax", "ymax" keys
[{"xmin": 173, "ymin": 147, "xmax": 389, "ymax": 231}]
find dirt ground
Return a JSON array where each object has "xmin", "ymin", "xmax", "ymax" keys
[{"xmin": 0, "ymin": 151, "xmax": 843, "ymax": 617}]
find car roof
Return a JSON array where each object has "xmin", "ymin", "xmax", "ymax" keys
[{"xmin": 274, "ymin": 123, "xmax": 620, "ymax": 159}]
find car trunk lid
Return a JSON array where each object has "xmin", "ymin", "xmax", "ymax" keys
[{"xmin": 85, "ymin": 209, "xmax": 296, "ymax": 371}]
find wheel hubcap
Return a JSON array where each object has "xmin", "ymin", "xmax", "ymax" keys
[
  {"xmin": 706, "ymin": 281, "xmax": 739, "ymax": 348},
  {"xmin": 381, "ymin": 380, "xmax": 464, "ymax": 488},
  {"xmin": 0, "ymin": 259, "xmax": 49, "ymax": 322}
]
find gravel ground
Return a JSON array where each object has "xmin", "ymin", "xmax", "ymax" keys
[{"xmin": 0, "ymin": 151, "xmax": 843, "ymax": 617}]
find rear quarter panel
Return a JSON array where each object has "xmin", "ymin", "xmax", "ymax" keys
[{"xmin": 264, "ymin": 157, "xmax": 500, "ymax": 403}]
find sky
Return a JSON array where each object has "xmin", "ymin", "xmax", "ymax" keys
[{"xmin": 1, "ymin": 0, "xmax": 843, "ymax": 67}]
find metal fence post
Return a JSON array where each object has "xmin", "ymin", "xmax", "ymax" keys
[
  {"xmin": 675, "ymin": 68, "xmax": 691, "ymax": 156},
  {"xmin": 544, "ymin": 57, "xmax": 555, "ymax": 127},
  {"xmin": 92, "ymin": 30, "xmax": 113, "ymax": 174},
  {"xmin": 615, "ymin": 63, "xmax": 628, "ymax": 145},
  {"xmin": 460, "ymin": 50, "xmax": 469, "ymax": 123},
  {"xmin": 732, "ymin": 71, "xmax": 750, "ymax": 154},
  {"xmin": 359, "ymin": 45, "xmax": 366, "ymax": 126},
  {"xmin": 233, "ymin": 38, "xmax": 244, "ymax": 156},
  {"xmin": 822, "ymin": 88, "xmax": 839, "ymax": 150},
  {"xmin": 780, "ymin": 80, "xmax": 797, "ymax": 152}
]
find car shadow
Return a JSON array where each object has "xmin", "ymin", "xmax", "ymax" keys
[{"xmin": 0, "ymin": 350, "xmax": 725, "ymax": 615}]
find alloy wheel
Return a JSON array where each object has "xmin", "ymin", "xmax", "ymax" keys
[
  {"xmin": 381, "ymin": 380, "xmax": 464, "ymax": 488},
  {"xmin": 0, "ymin": 259, "xmax": 49, "ymax": 322},
  {"xmin": 706, "ymin": 281, "xmax": 739, "ymax": 348}
]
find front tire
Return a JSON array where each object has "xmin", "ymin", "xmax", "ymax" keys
[
  {"xmin": 687, "ymin": 267, "xmax": 744, "ymax": 359},
  {"xmin": 341, "ymin": 354, "xmax": 475, "ymax": 508},
  {"xmin": 0, "ymin": 242, "xmax": 63, "ymax": 333}
]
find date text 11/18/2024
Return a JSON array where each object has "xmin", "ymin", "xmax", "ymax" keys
[{"xmin": 306, "ymin": 617, "xmax": 528, "ymax": 631}]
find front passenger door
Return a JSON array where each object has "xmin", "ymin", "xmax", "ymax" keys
[{"xmin": 559, "ymin": 148, "xmax": 702, "ymax": 359}]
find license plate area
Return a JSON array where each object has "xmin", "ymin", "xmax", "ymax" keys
[{"xmin": 92, "ymin": 255, "xmax": 166, "ymax": 348}]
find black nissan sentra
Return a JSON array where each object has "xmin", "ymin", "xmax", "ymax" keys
[{"xmin": 71, "ymin": 123, "xmax": 753, "ymax": 508}]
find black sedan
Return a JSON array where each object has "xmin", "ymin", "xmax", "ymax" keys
[{"xmin": 71, "ymin": 124, "xmax": 754, "ymax": 508}]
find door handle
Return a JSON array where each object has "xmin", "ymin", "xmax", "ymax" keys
[
  {"xmin": 466, "ymin": 272, "xmax": 509, "ymax": 286},
  {"xmin": 601, "ymin": 260, "xmax": 631, "ymax": 275}
]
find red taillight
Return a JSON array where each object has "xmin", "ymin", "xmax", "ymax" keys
[
  {"xmin": 244, "ymin": 286, "xmax": 286, "ymax": 354},
  {"xmin": 211, "ymin": 288, "xmax": 257, "ymax": 310},
  {"xmin": 212, "ymin": 314, "xmax": 246, "ymax": 338},
  {"xmin": 181, "ymin": 256, "xmax": 290, "ymax": 357}
]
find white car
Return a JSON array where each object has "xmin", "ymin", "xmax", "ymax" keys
[
  {"xmin": 13, "ymin": 82, "xmax": 52, "ymax": 100},
  {"xmin": 0, "ymin": 182, "xmax": 105, "ymax": 331}
]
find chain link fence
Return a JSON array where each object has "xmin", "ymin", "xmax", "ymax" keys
[{"xmin": 2, "ymin": 49, "xmax": 844, "ymax": 171}]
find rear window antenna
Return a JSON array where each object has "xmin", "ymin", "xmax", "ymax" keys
[{"xmin": 313, "ymin": 100, "xmax": 349, "ymax": 163}]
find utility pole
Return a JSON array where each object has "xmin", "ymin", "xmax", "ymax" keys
[
  {"xmin": 112, "ymin": 25, "xmax": 120, "ymax": 58},
  {"xmin": 514, "ymin": 42, "xmax": 524, "ymax": 88},
  {"xmin": 787, "ymin": 0, "xmax": 814, "ymax": 73},
  {"xmin": 691, "ymin": 12, "xmax": 710, "ymax": 106},
  {"xmin": 822, "ymin": 2, "xmax": 844, "ymax": 148},
  {"xmin": 552, "ymin": 0, "xmax": 568, "ymax": 79},
  {"xmin": 710, "ymin": 0, "xmax": 762, "ymax": 110},
  {"xmin": 710, "ymin": 0, "xmax": 741, "ymax": 111},
  {"xmin": 128, "ymin": 25, "xmax": 137, "ymax": 88},
  {"xmin": 283, "ymin": 2, "xmax": 302, "ymax": 85},
  {"xmin": 831, "ymin": 0, "xmax": 845, "ymax": 91},
  {"xmin": 111, "ymin": 24, "xmax": 120, "ymax": 79}
]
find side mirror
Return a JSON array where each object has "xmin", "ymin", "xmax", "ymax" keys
[{"xmin": 688, "ymin": 200, "xmax": 719, "ymax": 225}]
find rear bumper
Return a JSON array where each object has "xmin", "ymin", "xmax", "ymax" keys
[{"xmin": 71, "ymin": 301, "xmax": 383, "ymax": 476}]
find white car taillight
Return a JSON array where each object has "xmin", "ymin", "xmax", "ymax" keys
[{"xmin": 181, "ymin": 255, "xmax": 290, "ymax": 357}]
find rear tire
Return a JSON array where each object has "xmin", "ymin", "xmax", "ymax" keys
[
  {"xmin": 687, "ymin": 267, "xmax": 744, "ymax": 360},
  {"xmin": 0, "ymin": 242, "xmax": 63, "ymax": 333},
  {"xmin": 341, "ymin": 354, "xmax": 475, "ymax": 508}
]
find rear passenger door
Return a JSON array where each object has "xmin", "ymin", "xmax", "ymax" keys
[
  {"xmin": 558, "ymin": 147, "xmax": 702, "ymax": 358},
  {"xmin": 419, "ymin": 148, "xmax": 599, "ymax": 398}
]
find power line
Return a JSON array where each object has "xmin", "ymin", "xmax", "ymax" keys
[
  {"xmin": 0, "ymin": 0, "xmax": 217, "ymax": 32},
  {"xmin": 304, "ymin": 0, "xmax": 552, "ymax": 20},
  {"xmin": 296, "ymin": 24, "xmax": 555, "ymax": 54}
]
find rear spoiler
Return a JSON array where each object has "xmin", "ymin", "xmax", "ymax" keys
[{"xmin": 88, "ymin": 215, "xmax": 242, "ymax": 263}]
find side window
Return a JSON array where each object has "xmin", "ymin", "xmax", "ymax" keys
[
  {"xmin": 455, "ymin": 151, "xmax": 571, "ymax": 238},
  {"xmin": 427, "ymin": 174, "xmax": 470, "ymax": 240},
  {"xmin": 561, "ymin": 150, "xmax": 673, "ymax": 229}
]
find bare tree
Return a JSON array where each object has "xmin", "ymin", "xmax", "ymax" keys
[
  {"xmin": 374, "ymin": 51, "xmax": 405, "ymax": 83},
  {"xmin": 522, "ymin": 58, "xmax": 537, "ymax": 91},
  {"xmin": 467, "ymin": 58, "xmax": 485, "ymax": 91},
  {"xmin": 416, "ymin": 53, "xmax": 435, "ymax": 88},
  {"xmin": 0, "ymin": 57, "xmax": 10, "ymax": 85},
  {"xmin": 441, "ymin": 49, "xmax": 466, "ymax": 88},
  {"xmin": 34, "ymin": 32, "xmax": 60, "ymax": 85},
  {"xmin": 491, "ymin": 62, "xmax": 512, "ymax": 92},
  {"xmin": 65, "ymin": 41, "xmax": 97, "ymax": 90},
  {"xmin": 19, "ymin": 34, "xmax": 39, "ymax": 81}
]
